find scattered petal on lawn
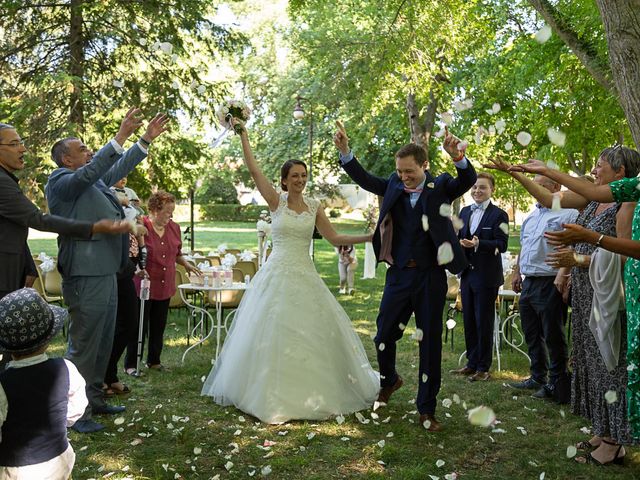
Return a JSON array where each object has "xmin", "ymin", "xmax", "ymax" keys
[
  {"xmin": 547, "ymin": 128, "xmax": 566, "ymax": 147},
  {"xmin": 453, "ymin": 394, "xmax": 460, "ymax": 404},
  {"xmin": 336, "ymin": 415, "xmax": 345, "ymax": 425},
  {"xmin": 517, "ymin": 426, "xmax": 528, "ymax": 435},
  {"xmin": 382, "ymin": 416, "xmax": 391, "ymax": 423},
  {"xmin": 421, "ymin": 215, "xmax": 430, "ymax": 232},
  {"xmin": 580, "ymin": 426, "xmax": 591, "ymax": 435},
  {"xmin": 261, "ymin": 465, "xmax": 272, "ymax": 476},
  {"xmin": 551, "ymin": 193, "xmax": 562, "ymax": 212},
  {"xmin": 566, "ymin": 445, "xmax": 577, "ymax": 458},
  {"xmin": 371, "ymin": 412, "xmax": 379, "ymax": 420},
  {"xmin": 277, "ymin": 430, "xmax": 288, "ymax": 436},
  {"xmin": 379, "ymin": 343, "xmax": 386, "ymax": 352},
  {"xmin": 130, "ymin": 438, "xmax": 143, "ymax": 446},
  {"xmin": 422, "ymin": 419, "xmax": 432, "ymax": 430},
  {"xmin": 516, "ymin": 131, "xmax": 532, "ymax": 146},
  {"xmin": 377, "ymin": 440, "xmax": 385, "ymax": 448},
  {"xmin": 604, "ymin": 390, "xmax": 618, "ymax": 404},
  {"xmin": 436, "ymin": 459, "xmax": 445, "ymax": 468},
  {"xmin": 373, "ymin": 401, "xmax": 382, "ymax": 411},
  {"xmin": 444, "ymin": 474, "xmax": 458, "ymax": 480},
  {"xmin": 114, "ymin": 417, "xmax": 125, "ymax": 425},
  {"xmin": 162, "ymin": 464, "xmax": 169, "ymax": 471},
  {"xmin": 412, "ymin": 328, "xmax": 424, "ymax": 341},
  {"xmin": 535, "ymin": 24, "xmax": 552, "ymax": 44},
  {"xmin": 491, "ymin": 428, "xmax": 506, "ymax": 433},
  {"xmin": 233, "ymin": 429, "xmax": 242, "ymax": 435},
  {"xmin": 560, "ymin": 409, "xmax": 565, "ymax": 418},
  {"xmin": 263, "ymin": 451, "xmax": 274, "ymax": 459},
  {"xmin": 499, "ymin": 223, "xmax": 509, "ymax": 235},
  {"xmin": 539, "ymin": 472, "xmax": 546, "ymax": 480},
  {"xmin": 224, "ymin": 461, "xmax": 233, "ymax": 471},
  {"xmin": 238, "ymin": 416, "xmax": 245, "ymax": 422},
  {"xmin": 193, "ymin": 447, "xmax": 202, "ymax": 455},
  {"xmin": 307, "ymin": 432, "xmax": 316, "ymax": 440},
  {"xmin": 439, "ymin": 204, "xmax": 453, "ymax": 217},
  {"xmin": 441, "ymin": 112, "xmax": 453, "ymax": 125},
  {"xmin": 422, "ymin": 373, "xmax": 429, "ymax": 383},
  {"xmin": 386, "ymin": 432, "xmax": 394, "ymax": 438},
  {"xmin": 505, "ymin": 141, "xmax": 513, "ymax": 151},
  {"xmin": 263, "ymin": 440, "xmax": 276, "ymax": 447},
  {"xmin": 341, "ymin": 436, "xmax": 350, "ymax": 441},
  {"xmin": 437, "ymin": 242, "xmax": 454, "ymax": 265},
  {"xmin": 442, "ymin": 398, "xmax": 452, "ymax": 408},
  {"xmin": 428, "ymin": 476, "xmax": 439, "ymax": 480},
  {"xmin": 468, "ymin": 406, "xmax": 496, "ymax": 427}
]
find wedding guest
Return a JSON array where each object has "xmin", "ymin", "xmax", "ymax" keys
[
  {"xmin": 45, "ymin": 109, "xmax": 169, "ymax": 433},
  {"xmin": 451, "ymin": 173, "xmax": 508, "ymax": 382},
  {"xmin": 128, "ymin": 191, "xmax": 199, "ymax": 372},
  {"xmin": 0, "ymin": 288, "xmax": 88, "ymax": 478},
  {"xmin": 336, "ymin": 244, "xmax": 357, "ymax": 294},
  {"xmin": 334, "ymin": 123, "xmax": 476, "ymax": 431},
  {"xmin": 504, "ymin": 148, "xmax": 639, "ymax": 465}
]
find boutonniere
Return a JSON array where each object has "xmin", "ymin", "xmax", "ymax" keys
[{"xmin": 426, "ymin": 182, "xmax": 435, "ymax": 189}]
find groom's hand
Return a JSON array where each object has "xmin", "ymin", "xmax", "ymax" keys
[
  {"xmin": 333, "ymin": 120, "xmax": 350, "ymax": 156},
  {"xmin": 443, "ymin": 126, "xmax": 466, "ymax": 161}
]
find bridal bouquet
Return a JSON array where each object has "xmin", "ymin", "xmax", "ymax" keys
[
  {"xmin": 215, "ymin": 99, "xmax": 251, "ymax": 134},
  {"xmin": 256, "ymin": 210, "xmax": 272, "ymax": 237}
]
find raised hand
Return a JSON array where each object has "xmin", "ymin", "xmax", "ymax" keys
[
  {"xmin": 544, "ymin": 223, "xmax": 594, "ymax": 247},
  {"xmin": 143, "ymin": 113, "xmax": 170, "ymax": 142},
  {"xmin": 545, "ymin": 246, "xmax": 584, "ymax": 268},
  {"xmin": 333, "ymin": 120, "xmax": 350, "ymax": 155},
  {"xmin": 91, "ymin": 219, "xmax": 135, "ymax": 235},
  {"xmin": 509, "ymin": 158, "xmax": 548, "ymax": 174},
  {"xmin": 115, "ymin": 107, "xmax": 144, "ymax": 145},
  {"xmin": 442, "ymin": 126, "xmax": 466, "ymax": 161},
  {"xmin": 483, "ymin": 157, "xmax": 512, "ymax": 173}
]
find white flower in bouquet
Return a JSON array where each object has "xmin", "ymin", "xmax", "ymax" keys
[
  {"xmin": 218, "ymin": 243, "xmax": 228, "ymax": 254},
  {"xmin": 239, "ymin": 250, "xmax": 256, "ymax": 261},
  {"xmin": 215, "ymin": 99, "xmax": 251, "ymax": 134},
  {"xmin": 256, "ymin": 219, "xmax": 272, "ymax": 235},
  {"xmin": 222, "ymin": 253, "xmax": 237, "ymax": 268},
  {"xmin": 40, "ymin": 258, "xmax": 56, "ymax": 273}
]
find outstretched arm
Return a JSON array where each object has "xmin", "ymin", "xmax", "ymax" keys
[
  {"xmin": 234, "ymin": 119, "xmax": 280, "ymax": 211},
  {"xmin": 510, "ymin": 159, "xmax": 614, "ymax": 203},
  {"xmin": 315, "ymin": 206, "xmax": 372, "ymax": 246},
  {"xmin": 485, "ymin": 158, "xmax": 589, "ymax": 209}
]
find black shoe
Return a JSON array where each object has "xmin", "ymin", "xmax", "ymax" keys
[
  {"xmin": 510, "ymin": 377, "xmax": 545, "ymax": 390},
  {"xmin": 93, "ymin": 404, "xmax": 126, "ymax": 415},
  {"xmin": 71, "ymin": 419, "xmax": 105, "ymax": 433},
  {"xmin": 531, "ymin": 386, "xmax": 553, "ymax": 399}
]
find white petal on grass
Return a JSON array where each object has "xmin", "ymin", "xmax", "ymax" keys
[
  {"xmin": 547, "ymin": 128, "xmax": 566, "ymax": 147},
  {"xmin": 224, "ymin": 461, "xmax": 234, "ymax": 471},
  {"xmin": 306, "ymin": 432, "xmax": 316, "ymax": 440},
  {"xmin": 130, "ymin": 438, "xmax": 143, "ymax": 446},
  {"xmin": 504, "ymin": 142, "xmax": 513, "ymax": 151},
  {"xmin": 386, "ymin": 432, "xmax": 394, "ymax": 438},
  {"xmin": 444, "ymin": 474, "xmax": 458, "ymax": 480},
  {"xmin": 446, "ymin": 319, "xmax": 456, "ymax": 330},
  {"xmin": 261, "ymin": 465, "xmax": 272, "ymax": 476},
  {"xmin": 336, "ymin": 414, "xmax": 345, "ymax": 425},
  {"xmin": 516, "ymin": 131, "xmax": 532, "ymax": 147},
  {"xmin": 341, "ymin": 436, "xmax": 350, "ymax": 441},
  {"xmin": 193, "ymin": 447, "xmax": 202, "ymax": 455},
  {"xmin": 539, "ymin": 472, "xmax": 546, "ymax": 480},
  {"xmin": 604, "ymin": 390, "xmax": 618, "ymax": 404},
  {"xmin": 437, "ymin": 242, "xmax": 454, "ymax": 265},
  {"xmin": 114, "ymin": 417, "xmax": 125, "ymax": 425},
  {"xmin": 551, "ymin": 193, "xmax": 562, "ymax": 212},
  {"xmin": 566, "ymin": 445, "xmax": 577, "ymax": 458},
  {"xmin": 499, "ymin": 223, "xmax": 509, "ymax": 235},
  {"xmin": 467, "ymin": 405, "xmax": 496, "ymax": 427},
  {"xmin": 442, "ymin": 398, "xmax": 452, "ymax": 408},
  {"xmin": 439, "ymin": 203, "xmax": 453, "ymax": 217},
  {"xmin": 453, "ymin": 394, "xmax": 460, "ymax": 404},
  {"xmin": 535, "ymin": 25, "xmax": 552, "ymax": 44},
  {"xmin": 377, "ymin": 440, "xmax": 385, "ymax": 448},
  {"xmin": 436, "ymin": 459, "xmax": 445, "ymax": 468},
  {"xmin": 421, "ymin": 215, "xmax": 430, "ymax": 232},
  {"xmin": 422, "ymin": 419, "xmax": 432, "ymax": 430},
  {"xmin": 428, "ymin": 476, "xmax": 439, "ymax": 480}
]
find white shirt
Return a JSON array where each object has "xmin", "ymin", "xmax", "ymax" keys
[{"xmin": 469, "ymin": 199, "xmax": 491, "ymax": 234}]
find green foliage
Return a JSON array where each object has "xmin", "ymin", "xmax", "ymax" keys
[
  {"xmin": 199, "ymin": 204, "xmax": 266, "ymax": 222},
  {"xmin": 195, "ymin": 176, "xmax": 240, "ymax": 205}
]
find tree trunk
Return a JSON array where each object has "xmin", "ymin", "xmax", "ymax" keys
[
  {"xmin": 69, "ymin": 0, "xmax": 85, "ymax": 131},
  {"xmin": 406, "ymin": 89, "xmax": 438, "ymax": 164},
  {"xmin": 596, "ymin": 0, "xmax": 640, "ymax": 148}
]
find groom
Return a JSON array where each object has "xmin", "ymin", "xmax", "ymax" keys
[{"xmin": 334, "ymin": 123, "xmax": 476, "ymax": 431}]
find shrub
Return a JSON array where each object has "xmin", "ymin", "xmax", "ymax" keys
[{"xmin": 199, "ymin": 204, "xmax": 267, "ymax": 222}]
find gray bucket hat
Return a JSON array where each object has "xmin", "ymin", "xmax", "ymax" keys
[{"xmin": 0, "ymin": 288, "xmax": 67, "ymax": 354}]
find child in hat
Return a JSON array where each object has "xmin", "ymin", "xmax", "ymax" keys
[{"xmin": 0, "ymin": 288, "xmax": 87, "ymax": 480}]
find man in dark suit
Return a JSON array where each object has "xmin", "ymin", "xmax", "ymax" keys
[
  {"xmin": 451, "ymin": 172, "xmax": 508, "ymax": 382},
  {"xmin": 334, "ymin": 123, "xmax": 476, "ymax": 431},
  {"xmin": 0, "ymin": 123, "xmax": 131, "ymax": 300}
]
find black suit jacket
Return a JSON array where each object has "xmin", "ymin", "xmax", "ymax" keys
[
  {"xmin": 342, "ymin": 157, "xmax": 477, "ymax": 274},
  {"xmin": 458, "ymin": 202, "xmax": 509, "ymax": 287},
  {"xmin": 0, "ymin": 166, "xmax": 92, "ymax": 293}
]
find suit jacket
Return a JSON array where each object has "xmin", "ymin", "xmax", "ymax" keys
[
  {"xmin": 45, "ymin": 141, "xmax": 147, "ymax": 278},
  {"xmin": 458, "ymin": 201, "xmax": 509, "ymax": 287},
  {"xmin": 342, "ymin": 157, "xmax": 477, "ymax": 274},
  {"xmin": 0, "ymin": 166, "xmax": 93, "ymax": 293}
]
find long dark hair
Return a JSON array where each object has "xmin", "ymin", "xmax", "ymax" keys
[{"xmin": 280, "ymin": 159, "xmax": 307, "ymax": 191}]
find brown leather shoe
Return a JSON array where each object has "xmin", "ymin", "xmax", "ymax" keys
[
  {"xmin": 449, "ymin": 366, "xmax": 476, "ymax": 376},
  {"xmin": 419, "ymin": 414, "xmax": 443, "ymax": 432},
  {"xmin": 377, "ymin": 375, "xmax": 403, "ymax": 404},
  {"xmin": 468, "ymin": 371, "xmax": 491, "ymax": 382}
]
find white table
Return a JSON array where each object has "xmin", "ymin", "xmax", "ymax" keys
[{"xmin": 178, "ymin": 282, "xmax": 248, "ymax": 364}]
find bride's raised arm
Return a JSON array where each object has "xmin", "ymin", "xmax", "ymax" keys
[{"xmin": 233, "ymin": 118, "xmax": 280, "ymax": 211}]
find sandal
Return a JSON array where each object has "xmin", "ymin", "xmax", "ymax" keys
[
  {"xmin": 575, "ymin": 439, "xmax": 625, "ymax": 466},
  {"xmin": 576, "ymin": 440, "xmax": 598, "ymax": 451}
]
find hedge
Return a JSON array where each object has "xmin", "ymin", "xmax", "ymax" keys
[{"xmin": 199, "ymin": 204, "xmax": 268, "ymax": 222}]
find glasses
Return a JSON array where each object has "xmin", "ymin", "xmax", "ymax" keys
[{"xmin": 0, "ymin": 140, "xmax": 25, "ymax": 148}]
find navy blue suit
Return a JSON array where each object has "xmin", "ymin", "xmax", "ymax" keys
[
  {"xmin": 342, "ymin": 156, "xmax": 476, "ymax": 415},
  {"xmin": 458, "ymin": 202, "xmax": 509, "ymax": 373}
]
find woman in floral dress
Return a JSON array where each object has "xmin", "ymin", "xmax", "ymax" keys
[{"xmin": 510, "ymin": 147, "xmax": 640, "ymax": 464}]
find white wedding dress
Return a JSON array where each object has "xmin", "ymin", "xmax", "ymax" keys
[{"xmin": 201, "ymin": 193, "xmax": 379, "ymax": 424}]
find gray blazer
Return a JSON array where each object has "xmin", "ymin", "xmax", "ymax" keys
[
  {"xmin": 0, "ymin": 166, "xmax": 93, "ymax": 294},
  {"xmin": 45, "ymin": 141, "xmax": 147, "ymax": 277}
]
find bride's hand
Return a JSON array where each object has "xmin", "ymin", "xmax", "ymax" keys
[{"xmin": 230, "ymin": 116, "xmax": 246, "ymax": 135}]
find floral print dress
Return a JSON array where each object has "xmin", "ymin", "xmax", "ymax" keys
[{"xmin": 610, "ymin": 177, "xmax": 640, "ymax": 438}]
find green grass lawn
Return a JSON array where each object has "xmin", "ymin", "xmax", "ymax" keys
[{"xmin": 31, "ymin": 220, "xmax": 638, "ymax": 479}]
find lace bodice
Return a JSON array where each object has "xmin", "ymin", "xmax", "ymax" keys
[{"xmin": 269, "ymin": 193, "xmax": 320, "ymax": 259}]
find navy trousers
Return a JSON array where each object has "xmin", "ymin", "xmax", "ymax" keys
[
  {"xmin": 375, "ymin": 265, "xmax": 446, "ymax": 415},
  {"xmin": 460, "ymin": 280, "xmax": 499, "ymax": 373}
]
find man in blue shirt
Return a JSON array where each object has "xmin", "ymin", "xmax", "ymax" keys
[{"xmin": 510, "ymin": 175, "xmax": 578, "ymax": 398}]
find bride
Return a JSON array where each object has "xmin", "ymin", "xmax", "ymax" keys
[{"xmin": 201, "ymin": 119, "xmax": 379, "ymax": 424}]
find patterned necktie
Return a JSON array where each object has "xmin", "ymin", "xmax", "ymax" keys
[
  {"xmin": 471, "ymin": 203, "xmax": 485, "ymax": 212},
  {"xmin": 404, "ymin": 187, "xmax": 423, "ymax": 194}
]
